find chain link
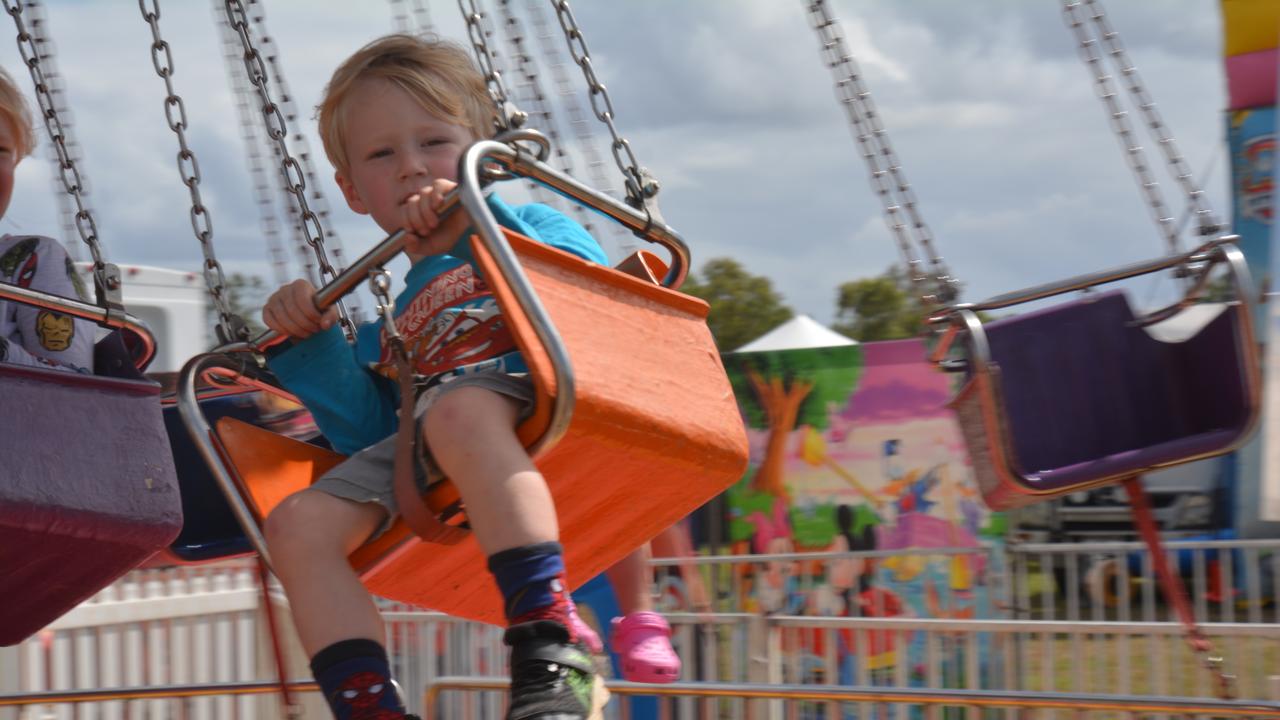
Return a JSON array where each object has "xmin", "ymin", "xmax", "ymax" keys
[
  {"xmin": 458, "ymin": 0, "xmax": 523, "ymax": 132},
  {"xmin": 548, "ymin": 0, "xmax": 657, "ymax": 214},
  {"xmin": 804, "ymin": 0, "xmax": 955, "ymax": 306},
  {"xmin": 4, "ymin": 0, "xmax": 117, "ymax": 306},
  {"xmin": 1077, "ymin": 0, "xmax": 1220, "ymax": 237},
  {"xmin": 1062, "ymin": 0, "xmax": 1183, "ymax": 256},
  {"xmin": 523, "ymin": 0, "xmax": 628, "ymax": 252},
  {"xmin": 389, "ymin": 0, "xmax": 411, "ymax": 34},
  {"xmin": 369, "ymin": 268, "xmax": 410, "ymax": 368},
  {"xmin": 138, "ymin": 0, "xmax": 249, "ymax": 343},
  {"xmin": 216, "ymin": 7, "xmax": 317, "ymax": 286},
  {"xmin": 223, "ymin": 0, "xmax": 356, "ymax": 340},
  {"xmin": 26, "ymin": 16, "xmax": 83, "ymax": 263},
  {"xmin": 243, "ymin": 0, "xmax": 360, "ymax": 320},
  {"xmin": 493, "ymin": 0, "xmax": 582, "ymax": 219},
  {"xmin": 410, "ymin": 0, "xmax": 434, "ymax": 36},
  {"xmin": 217, "ymin": 14, "xmax": 290, "ymax": 289},
  {"xmin": 389, "ymin": 0, "xmax": 435, "ymax": 37}
]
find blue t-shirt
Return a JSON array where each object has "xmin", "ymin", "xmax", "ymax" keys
[{"xmin": 267, "ymin": 194, "xmax": 607, "ymax": 455}]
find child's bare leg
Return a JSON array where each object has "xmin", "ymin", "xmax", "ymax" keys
[
  {"xmin": 264, "ymin": 489, "xmax": 387, "ymax": 655},
  {"xmin": 606, "ymin": 540, "xmax": 681, "ymax": 683},
  {"xmin": 422, "ymin": 385, "xmax": 557, "ymax": 554},
  {"xmin": 425, "ymin": 385, "xmax": 607, "ymax": 716},
  {"xmin": 606, "ymin": 543, "xmax": 654, "ymax": 615}
]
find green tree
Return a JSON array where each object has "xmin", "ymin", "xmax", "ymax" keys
[
  {"xmin": 722, "ymin": 345, "xmax": 863, "ymax": 500},
  {"xmin": 832, "ymin": 265, "xmax": 924, "ymax": 341},
  {"xmin": 681, "ymin": 258, "xmax": 792, "ymax": 351}
]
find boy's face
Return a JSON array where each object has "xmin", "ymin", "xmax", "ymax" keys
[
  {"xmin": 0, "ymin": 117, "xmax": 20, "ymax": 221},
  {"xmin": 334, "ymin": 78, "xmax": 475, "ymax": 245}
]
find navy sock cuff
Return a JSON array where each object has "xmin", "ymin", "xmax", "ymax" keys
[
  {"xmin": 309, "ymin": 638, "xmax": 388, "ymax": 677},
  {"xmin": 487, "ymin": 541, "xmax": 563, "ymax": 572}
]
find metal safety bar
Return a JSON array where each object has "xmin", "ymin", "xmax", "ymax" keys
[
  {"xmin": 929, "ymin": 236, "xmax": 1253, "ymax": 378},
  {"xmin": 425, "ymin": 677, "xmax": 1280, "ymax": 716},
  {"xmin": 0, "ymin": 680, "xmax": 319, "ymax": 707},
  {"xmin": 933, "ymin": 235, "xmax": 1246, "ymax": 318},
  {"xmin": 4, "ymin": 677, "xmax": 1277, "ymax": 716},
  {"xmin": 0, "ymin": 280, "xmax": 157, "ymax": 369}
]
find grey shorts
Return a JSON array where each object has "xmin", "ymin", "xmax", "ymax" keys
[{"xmin": 310, "ymin": 372, "xmax": 535, "ymax": 538}]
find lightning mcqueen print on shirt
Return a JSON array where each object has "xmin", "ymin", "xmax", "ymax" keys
[{"xmin": 373, "ymin": 263, "xmax": 517, "ymax": 381}]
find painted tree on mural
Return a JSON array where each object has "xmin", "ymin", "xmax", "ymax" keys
[{"xmin": 723, "ymin": 345, "xmax": 864, "ymax": 499}]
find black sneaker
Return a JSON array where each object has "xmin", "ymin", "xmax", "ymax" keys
[{"xmin": 504, "ymin": 620, "xmax": 608, "ymax": 720}]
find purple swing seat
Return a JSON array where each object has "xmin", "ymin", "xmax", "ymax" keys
[
  {"xmin": 0, "ymin": 337, "xmax": 182, "ymax": 646},
  {"xmin": 952, "ymin": 290, "xmax": 1259, "ymax": 510}
]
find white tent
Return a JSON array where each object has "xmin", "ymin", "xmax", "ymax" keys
[{"xmin": 731, "ymin": 314, "xmax": 858, "ymax": 353}]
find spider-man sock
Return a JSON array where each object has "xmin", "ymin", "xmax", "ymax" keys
[
  {"xmin": 310, "ymin": 638, "xmax": 408, "ymax": 719},
  {"xmin": 488, "ymin": 541, "xmax": 580, "ymax": 641}
]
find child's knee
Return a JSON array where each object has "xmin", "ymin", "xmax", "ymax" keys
[
  {"xmin": 422, "ymin": 385, "xmax": 515, "ymax": 443},
  {"xmin": 265, "ymin": 491, "xmax": 327, "ymax": 555}
]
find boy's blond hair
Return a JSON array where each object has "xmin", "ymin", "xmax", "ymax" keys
[
  {"xmin": 318, "ymin": 34, "xmax": 497, "ymax": 175},
  {"xmin": 0, "ymin": 67, "xmax": 35, "ymax": 158}
]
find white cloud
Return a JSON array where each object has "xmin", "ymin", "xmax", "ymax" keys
[{"xmin": 0, "ymin": 0, "xmax": 1232, "ymax": 330}]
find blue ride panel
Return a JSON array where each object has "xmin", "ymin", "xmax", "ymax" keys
[{"xmin": 163, "ymin": 394, "xmax": 264, "ymax": 562}]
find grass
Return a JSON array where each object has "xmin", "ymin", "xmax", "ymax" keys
[{"xmin": 1013, "ymin": 633, "xmax": 1279, "ymax": 700}]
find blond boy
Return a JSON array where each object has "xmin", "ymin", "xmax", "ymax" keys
[{"xmin": 262, "ymin": 35, "xmax": 607, "ymax": 720}]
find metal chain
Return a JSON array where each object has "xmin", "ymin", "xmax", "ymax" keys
[
  {"xmin": 389, "ymin": 0, "xmax": 412, "ymax": 34},
  {"xmin": 493, "ymin": 0, "xmax": 578, "ymax": 218},
  {"xmin": 410, "ymin": 0, "xmax": 435, "ymax": 36},
  {"xmin": 217, "ymin": 15, "xmax": 290, "ymax": 289},
  {"xmin": 389, "ymin": 0, "xmax": 435, "ymax": 37},
  {"xmin": 49, "ymin": 152, "xmax": 80, "ymax": 261},
  {"xmin": 216, "ymin": 9, "xmax": 317, "ymax": 287},
  {"xmin": 804, "ymin": 0, "xmax": 955, "ymax": 305},
  {"xmin": 549, "ymin": 0, "xmax": 658, "ymax": 214},
  {"xmin": 1080, "ymin": 0, "xmax": 1220, "ymax": 237},
  {"xmin": 245, "ymin": 0, "xmax": 360, "ymax": 321},
  {"xmin": 524, "ymin": 0, "xmax": 628, "ymax": 252},
  {"xmin": 224, "ymin": 0, "xmax": 356, "ymax": 340},
  {"xmin": 1062, "ymin": 0, "xmax": 1182, "ymax": 256},
  {"xmin": 458, "ymin": 0, "xmax": 524, "ymax": 133},
  {"xmin": 4, "ymin": 0, "xmax": 119, "ymax": 309},
  {"xmin": 369, "ymin": 268, "xmax": 410, "ymax": 368},
  {"xmin": 26, "ymin": 18, "xmax": 82, "ymax": 262},
  {"xmin": 139, "ymin": 0, "xmax": 247, "ymax": 343}
]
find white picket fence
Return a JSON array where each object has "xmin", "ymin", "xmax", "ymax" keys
[
  {"xmin": 6, "ymin": 542, "xmax": 1280, "ymax": 719},
  {"xmin": 1, "ymin": 562, "xmax": 272, "ymax": 720}
]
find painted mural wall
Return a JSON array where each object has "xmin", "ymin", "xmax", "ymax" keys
[{"xmin": 706, "ymin": 338, "xmax": 1007, "ymax": 683}]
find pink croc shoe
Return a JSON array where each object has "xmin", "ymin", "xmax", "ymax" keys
[
  {"xmin": 611, "ymin": 611, "xmax": 681, "ymax": 683},
  {"xmin": 567, "ymin": 605, "xmax": 603, "ymax": 654}
]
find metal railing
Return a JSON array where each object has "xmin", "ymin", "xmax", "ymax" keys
[
  {"xmin": 7, "ymin": 543, "xmax": 1280, "ymax": 718},
  {"xmin": 426, "ymin": 677, "xmax": 1280, "ymax": 719}
]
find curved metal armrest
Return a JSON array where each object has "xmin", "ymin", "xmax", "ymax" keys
[
  {"xmin": 175, "ymin": 351, "xmax": 280, "ymax": 570},
  {"xmin": 955, "ymin": 236, "xmax": 1248, "ymax": 315},
  {"xmin": 929, "ymin": 236, "xmax": 1255, "ymax": 371},
  {"xmin": 1129, "ymin": 241, "xmax": 1254, "ymax": 328},
  {"xmin": 478, "ymin": 140, "xmax": 691, "ymax": 290},
  {"xmin": 0, "ymin": 280, "xmax": 157, "ymax": 370}
]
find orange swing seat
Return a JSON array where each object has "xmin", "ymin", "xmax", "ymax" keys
[{"xmin": 213, "ymin": 227, "xmax": 748, "ymax": 625}]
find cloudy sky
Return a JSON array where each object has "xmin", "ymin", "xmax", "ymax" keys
[{"xmin": 0, "ymin": 1, "xmax": 1229, "ymax": 326}]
